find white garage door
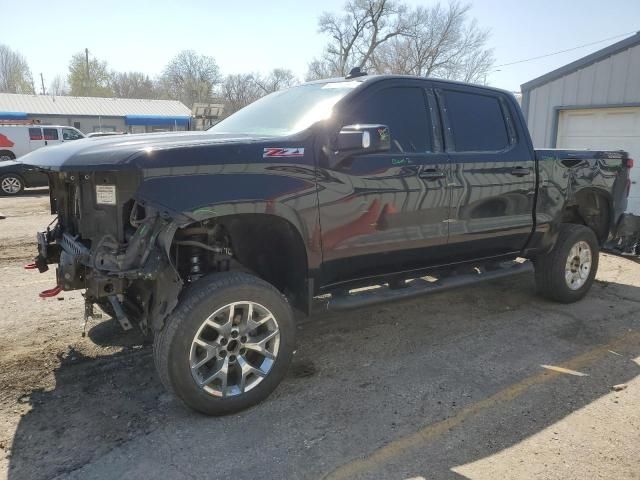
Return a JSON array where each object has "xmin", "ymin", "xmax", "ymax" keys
[{"xmin": 557, "ymin": 107, "xmax": 640, "ymax": 214}]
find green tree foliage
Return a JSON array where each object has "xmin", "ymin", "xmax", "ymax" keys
[{"xmin": 67, "ymin": 51, "xmax": 112, "ymax": 97}]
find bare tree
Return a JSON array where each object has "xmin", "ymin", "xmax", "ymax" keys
[
  {"xmin": 306, "ymin": 0, "xmax": 407, "ymax": 80},
  {"xmin": 221, "ymin": 73, "xmax": 263, "ymax": 115},
  {"xmin": 306, "ymin": 59, "xmax": 338, "ymax": 82},
  {"xmin": 49, "ymin": 74, "xmax": 68, "ymax": 96},
  {"xmin": 254, "ymin": 68, "xmax": 298, "ymax": 94},
  {"xmin": 158, "ymin": 50, "xmax": 221, "ymax": 108},
  {"xmin": 110, "ymin": 71, "xmax": 156, "ymax": 99},
  {"xmin": 0, "ymin": 44, "xmax": 35, "ymax": 94},
  {"xmin": 221, "ymin": 69, "xmax": 298, "ymax": 115},
  {"xmin": 374, "ymin": 2, "xmax": 494, "ymax": 83}
]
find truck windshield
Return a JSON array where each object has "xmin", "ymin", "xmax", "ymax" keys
[{"xmin": 209, "ymin": 81, "xmax": 361, "ymax": 136}]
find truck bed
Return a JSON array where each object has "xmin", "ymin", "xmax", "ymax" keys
[
  {"xmin": 535, "ymin": 148, "xmax": 629, "ymax": 161},
  {"xmin": 536, "ymin": 148, "xmax": 637, "ymax": 255}
]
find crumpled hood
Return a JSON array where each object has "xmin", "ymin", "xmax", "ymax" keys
[{"xmin": 19, "ymin": 131, "xmax": 277, "ymax": 172}]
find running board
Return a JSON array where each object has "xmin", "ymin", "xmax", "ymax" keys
[{"xmin": 324, "ymin": 260, "xmax": 533, "ymax": 312}]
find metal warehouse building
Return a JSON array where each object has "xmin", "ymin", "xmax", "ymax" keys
[
  {"xmin": 0, "ymin": 94, "xmax": 191, "ymax": 134},
  {"xmin": 521, "ymin": 32, "xmax": 640, "ymax": 213},
  {"xmin": 521, "ymin": 32, "xmax": 640, "ymax": 155}
]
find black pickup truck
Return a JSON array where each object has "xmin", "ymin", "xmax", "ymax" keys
[{"xmin": 22, "ymin": 72, "xmax": 632, "ymax": 415}]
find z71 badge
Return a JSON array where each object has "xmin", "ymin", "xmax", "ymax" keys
[{"xmin": 263, "ymin": 147, "xmax": 305, "ymax": 158}]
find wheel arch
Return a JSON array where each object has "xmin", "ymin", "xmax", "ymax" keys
[
  {"xmin": 0, "ymin": 150, "xmax": 16, "ymax": 160},
  {"xmin": 561, "ymin": 186, "xmax": 612, "ymax": 244},
  {"xmin": 217, "ymin": 212, "xmax": 310, "ymax": 313},
  {"xmin": 164, "ymin": 208, "xmax": 313, "ymax": 315}
]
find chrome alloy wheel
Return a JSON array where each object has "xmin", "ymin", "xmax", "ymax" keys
[
  {"xmin": 189, "ymin": 301, "xmax": 280, "ymax": 398},
  {"xmin": 1, "ymin": 176, "xmax": 22, "ymax": 194},
  {"xmin": 565, "ymin": 240, "xmax": 592, "ymax": 290}
]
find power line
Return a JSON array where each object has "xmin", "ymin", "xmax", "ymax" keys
[{"xmin": 494, "ymin": 30, "xmax": 638, "ymax": 69}]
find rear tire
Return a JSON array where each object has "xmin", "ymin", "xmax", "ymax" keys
[
  {"xmin": 534, "ymin": 224, "xmax": 599, "ymax": 303},
  {"xmin": 153, "ymin": 272, "xmax": 296, "ymax": 415},
  {"xmin": 0, "ymin": 173, "xmax": 24, "ymax": 195}
]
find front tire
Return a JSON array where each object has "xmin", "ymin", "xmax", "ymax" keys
[
  {"xmin": 534, "ymin": 224, "xmax": 599, "ymax": 303},
  {"xmin": 0, "ymin": 173, "xmax": 24, "ymax": 195},
  {"xmin": 153, "ymin": 272, "xmax": 296, "ymax": 415}
]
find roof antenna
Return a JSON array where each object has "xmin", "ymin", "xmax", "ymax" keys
[{"xmin": 346, "ymin": 67, "xmax": 367, "ymax": 79}]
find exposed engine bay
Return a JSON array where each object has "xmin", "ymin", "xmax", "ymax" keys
[{"xmin": 34, "ymin": 170, "xmax": 233, "ymax": 334}]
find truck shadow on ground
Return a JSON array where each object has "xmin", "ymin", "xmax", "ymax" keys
[{"xmin": 6, "ymin": 274, "xmax": 640, "ymax": 480}]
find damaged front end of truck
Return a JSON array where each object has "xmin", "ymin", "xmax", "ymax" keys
[
  {"xmin": 31, "ymin": 169, "xmax": 188, "ymax": 334},
  {"xmin": 22, "ymin": 130, "xmax": 268, "ymax": 337}
]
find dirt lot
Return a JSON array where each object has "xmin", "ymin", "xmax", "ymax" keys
[{"xmin": 1, "ymin": 191, "xmax": 639, "ymax": 480}]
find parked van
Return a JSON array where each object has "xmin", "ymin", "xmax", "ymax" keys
[{"xmin": 0, "ymin": 125, "xmax": 85, "ymax": 161}]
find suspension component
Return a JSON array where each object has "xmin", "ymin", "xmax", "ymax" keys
[{"xmin": 188, "ymin": 233, "xmax": 207, "ymax": 281}]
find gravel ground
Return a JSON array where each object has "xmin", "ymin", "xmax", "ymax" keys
[{"xmin": 0, "ymin": 191, "xmax": 639, "ymax": 480}]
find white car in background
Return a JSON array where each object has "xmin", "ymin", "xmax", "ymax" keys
[
  {"xmin": 0, "ymin": 124, "xmax": 85, "ymax": 161},
  {"xmin": 86, "ymin": 131, "xmax": 127, "ymax": 138}
]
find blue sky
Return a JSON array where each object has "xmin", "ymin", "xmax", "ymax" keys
[{"xmin": 1, "ymin": 0, "xmax": 639, "ymax": 92}]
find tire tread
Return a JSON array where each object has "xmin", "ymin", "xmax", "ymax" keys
[
  {"xmin": 534, "ymin": 223, "xmax": 599, "ymax": 303},
  {"xmin": 153, "ymin": 271, "xmax": 294, "ymax": 414}
]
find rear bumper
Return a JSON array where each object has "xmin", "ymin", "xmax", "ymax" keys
[{"xmin": 606, "ymin": 213, "xmax": 640, "ymax": 255}]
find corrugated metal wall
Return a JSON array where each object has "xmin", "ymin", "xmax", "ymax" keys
[
  {"xmin": 29, "ymin": 115, "xmax": 126, "ymax": 133},
  {"xmin": 526, "ymin": 43, "xmax": 640, "ymax": 147}
]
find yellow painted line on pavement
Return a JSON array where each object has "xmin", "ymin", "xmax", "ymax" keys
[
  {"xmin": 540, "ymin": 364, "xmax": 589, "ymax": 376},
  {"xmin": 322, "ymin": 331, "xmax": 640, "ymax": 480}
]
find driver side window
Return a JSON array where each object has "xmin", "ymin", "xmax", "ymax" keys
[
  {"xmin": 62, "ymin": 128, "xmax": 83, "ymax": 141},
  {"xmin": 344, "ymin": 86, "xmax": 432, "ymax": 153}
]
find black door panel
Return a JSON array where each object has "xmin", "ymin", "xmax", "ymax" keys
[
  {"xmin": 317, "ymin": 156, "xmax": 448, "ymax": 284},
  {"xmin": 436, "ymin": 85, "xmax": 535, "ymax": 259},
  {"xmin": 317, "ymin": 81, "xmax": 450, "ymax": 286}
]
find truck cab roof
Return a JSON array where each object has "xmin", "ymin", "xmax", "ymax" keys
[{"xmin": 303, "ymin": 73, "xmax": 518, "ymax": 98}]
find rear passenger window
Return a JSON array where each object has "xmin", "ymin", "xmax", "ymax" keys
[
  {"xmin": 29, "ymin": 128, "xmax": 42, "ymax": 140},
  {"xmin": 43, "ymin": 128, "xmax": 59, "ymax": 140},
  {"xmin": 443, "ymin": 90, "xmax": 509, "ymax": 152},
  {"xmin": 346, "ymin": 87, "xmax": 432, "ymax": 153}
]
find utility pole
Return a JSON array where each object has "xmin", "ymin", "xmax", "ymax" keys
[
  {"xmin": 85, "ymin": 48, "xmax": 90, "ymax": 95},
  {"xmin": 40, "ymin": 73, "xmax": 46, "ymax": 95}
]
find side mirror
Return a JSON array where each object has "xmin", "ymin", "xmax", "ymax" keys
[{"xmin": 334, "ymin": 124, "xmax": 391, "ymax": 155}]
